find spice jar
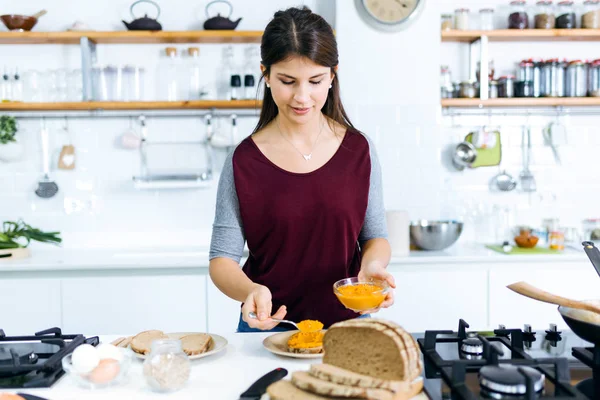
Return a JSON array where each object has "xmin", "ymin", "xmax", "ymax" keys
[
  {"xmin": 582, "ymin": 0, "xmax": 600, "ymax": 28},
  {"xmin": 588, "ymin": 59, "xmax": 600, "ymax": 96},
  {"xmin": 508, "ymin": 1, "xmax": 530, "ymax": 29},
  {"xmin": 549, "ymin": 231, "xmax": 565, "ymax": 250},
  {"xmin": 143, "ymin": 340, "xmax": 191, "ymax": 393},
  {"xmin": 515, "ymin": 80, "xmax": 534, "ymax": 97},
  {"xmin": 535, "ymin": 1, "xmax": 556, "ymax": 28},
  {"xmin": 498, "ymin": 76, "xmax": 516, "ymax": 97},
  {"xmin": 541, "ymin": 59, "xmax": 566, "ymax": 97},
  {"xmin": 489, "ymin": 80, "xmax": 499, "ymax": 98},
  {"xmin": 440, "ymin": 66, "xmax": 455, "ymax": 98},
  {"xmin": 565, "ymin": 60, "xmax": 588, "ymax": 97},
  {"xmin": 556, "ymin": 1, "xmax": 576, "ymax": 28},
  {"xmin": 454, "ymin": 8, "xmax": 470, "ymax": 30},
  {"xmin": 441, "ymin": 14, "xmax": 453, "ymax": 30},
  {"xmin": 479, "ymin": 8, "xmax": 495, "ymax": 30}
]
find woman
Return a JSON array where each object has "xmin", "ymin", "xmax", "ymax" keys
[{"xmin": 209, "ymin": 6, "xmax": 394, "ymax": 332}]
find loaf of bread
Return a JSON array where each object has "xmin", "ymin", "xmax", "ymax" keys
[
  {"xmin": 267, "ymin": 380, "xmax": 346, "ymax": 400},
  {"xmin": 322, "ymin": 319, "xmax": 422, "ymax": 381},
  {"xmin": 179, "ymin": 333, "xmax": 213, "ymax": 355}
]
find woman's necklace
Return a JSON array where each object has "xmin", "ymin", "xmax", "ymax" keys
[{"xmin": 276, "ymin": 116, "xmax": 324, "ymax": 161}]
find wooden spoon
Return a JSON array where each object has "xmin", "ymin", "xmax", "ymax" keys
[
  {"xmin": 507, "ymin": 281, "xmax": 600, "ymax": 314},
  {"xmin": 31, "ymin": 10, "xmax": 47, "ymax": 19}
]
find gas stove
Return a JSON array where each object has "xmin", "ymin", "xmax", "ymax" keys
[
  {"xmin": 0, "ymin": 327, "xmax": 98, "ymax": 389},
  {"xmin": 416, "ymin": 319, "xmax": 597, "ymax": 400}
]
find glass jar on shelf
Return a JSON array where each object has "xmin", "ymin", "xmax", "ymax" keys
[
  {"xmin": 508, "ymin": 0, "xmax": 530, "ymax": 29},
  {"xmin": 582, "ymin": 0, "xmax": 600, "ymax": 28},
  {"xmin": 479, "ymin": 8, "xmax": 495, "ymax": 30},
  {"xmin": 440, "ymin": 65, "xmax": 454, "ymax": 98},
  {"xmin": 441, "ymin": 14, "xmax": 453, "ymax": 30},
  {"xmin": 556, "ymin": 1, "xmax": 576, "ymax": 28},
  {"xmin": 157, "ymin": 47, "xmax": 181, "ymax": 101},
  {"xmin": 476, "ymin": 60, "xmax": 495, "ymax": 82},
  {"xmin": 549, "ymin": 231, "xmax": 565, "ymax": 250},
  {"xmin": 588, "ymin": 59, "xmax": 600, "ymax": 97},
  {"xmin": 454, "ymin": 8, "xmax": 470, "ymax": 30},
  {"xmin": 535, "ymin": 1, "xmax": 556, "ymax": 28}
]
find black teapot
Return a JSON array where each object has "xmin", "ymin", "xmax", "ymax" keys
[
  {"xmin": 122, "ymin": 0, "xmax": 162, "ymax": 31},
  {"xmin": 203, "ymin": 0, "xmax": 242, "ymax": 30}
]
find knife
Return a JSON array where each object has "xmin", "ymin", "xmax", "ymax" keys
[
  {"xmin": 16, "ymin": 394, "xmax": 50, "ymax": 400},
  {"xmin": 239, "ymin": 368, "xmax": 288, "ymax": 400},
  {"xmin": 582, "ymin": 241, "xmax": 600, "ymax": 279}
]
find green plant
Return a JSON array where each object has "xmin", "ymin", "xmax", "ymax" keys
[
  {"xmin": 0, "ymin": 116, "xmax": 17, "ymax": 145},
  {"xmin": 0, "ymin": 219, "xmax": 62, "ymax": 249}
]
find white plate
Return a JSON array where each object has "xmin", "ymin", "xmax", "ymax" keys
[
  {"xmin": 130, "ymin": 332, "xmax": 228, "ymax": 360},
  {"xmin": 262, "ymin": 331, "xmax": 324, "ymax": 359}
]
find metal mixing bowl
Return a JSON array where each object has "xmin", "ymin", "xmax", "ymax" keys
[{"xmin": 410, "ymin": 220, "xmax": 464, "ymax": 251}]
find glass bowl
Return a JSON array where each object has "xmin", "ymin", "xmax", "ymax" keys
[
  {"xmin": 62, "ymin": 346, "xmax": 133, "ymax": 389},
  {"xmin": 333, "ymin": 277, "xmax": 390, "ymax": 312}
]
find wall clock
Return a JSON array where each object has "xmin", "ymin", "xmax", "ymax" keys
[{"xmin": 354, "ymin": 0, "xmax": 425, "ymax": 32}]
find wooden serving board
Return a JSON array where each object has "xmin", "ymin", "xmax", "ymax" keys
[{"xmin": 0, "ymin": 248, "xmax": 31, "ymax": 261}]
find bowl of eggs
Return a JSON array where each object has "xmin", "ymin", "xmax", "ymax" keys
[{"xmin": 62, "ymin": 342, "xmax": 133, "ymax": 389}]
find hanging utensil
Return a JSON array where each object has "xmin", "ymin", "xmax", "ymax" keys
[
  {"xmin": 35, "ymin": 119, "xmax": 58, "ymax": 198},
  {"xmin": 58, "ymin": 118, "xmax": 75, "ymax": 170},
  {"xmin": 582, "ymin": 241, "xmax": 600, "ymax": 279},
  {"xmin": 493, "ymin": 170, "xmax": 517, "ymax": 192},
  {"xmin": 519, "ymin": 125, "xmax": 536, "ymax": 192}
]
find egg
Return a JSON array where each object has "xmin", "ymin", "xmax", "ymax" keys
[
  {"xmin": 71, "ymin": 343, "xmax": 100, "ymax": 374},
  {"xmin": 87, "ymin": 358, "xmax": 120, "ymax": 385},
  {"xmin": 96, "ymin": 343, "xmax": 123, "ymax": 362}
]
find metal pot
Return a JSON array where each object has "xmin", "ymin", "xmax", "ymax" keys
[
  {"xmin": 452, "ymin": 141, "xmax": 477, "ymax": 170},
  {"xmin": 410, "ymin": 220, "xmax": 464, "ymax": 251}
]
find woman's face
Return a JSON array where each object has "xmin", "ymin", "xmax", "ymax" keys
[{"xmin": 263, "ymin": 55, "xmax": 335, "ymax": 124}]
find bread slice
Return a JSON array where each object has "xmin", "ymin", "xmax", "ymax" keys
[
  {"xmin": 179, "ymin": 333, "xmax": 213, "ymax": 355},
  {"xmin": 323, "ymin": 319, "xmax": 421, "ymax": 381},
  {"xmin": 309, "ymin": 364, "xmax": 422, "ymax": 394},
  {"xmin": 292, "ymin": 371, "xmax": 396, "ymax": 400},
  {"xmin": 130, "ymin": 330, "xmax": 168, "ymax": 355},
  {"xmin": 287, "ymin": 331, "xmax": 324, "ymax": 354},
  {"xmin": 267, "ymin": 380, "xmax": 346, "ymax": 400}
]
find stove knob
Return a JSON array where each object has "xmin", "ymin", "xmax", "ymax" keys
[
  {"xmin": 523, "ymin": 324, "xmax": 536, "ymax": 342},
  {"xmin": 545, "ymin": 323, "xmax": 562, "ymax": 343}
]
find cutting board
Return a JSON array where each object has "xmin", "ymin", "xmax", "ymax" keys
[
  {"xmin": 486, "ymin": 245, "xmax": 562, "ymax": 255},
  {"xmin": 0, "ymin": 248, "xmax": 31, "ymax": 261}
]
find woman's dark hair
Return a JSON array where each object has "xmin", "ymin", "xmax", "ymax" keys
[{"xmin": 252, "ymin": 6, "xmax": 355, "ymax": 134}]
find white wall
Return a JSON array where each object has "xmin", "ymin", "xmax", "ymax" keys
[{"xmin": 0, "ymin": 0, "xmax": 598, "ymax": 250}]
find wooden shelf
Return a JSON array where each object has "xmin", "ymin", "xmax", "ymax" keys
[
  {"xmin": 442, "ymin": 29, "xmax": 600, "ymax": 43},
  {"xmin": 0, "ymin": 100, "xmax": 262, "ymax": 111},
  {"xmin": 0, "ymin": 30, "xmax": 263, "ymax": 45},
  {"xmin": 441, "ymin": 98, "xmax": 600, "ymax": 108}
]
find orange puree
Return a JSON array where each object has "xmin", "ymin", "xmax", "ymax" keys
[
  {"xmin": 335, "ymin": 283, "xmax": 386, "ymax": 311},
  {"xmin": 296, "ymin": 319, "xmax": 324, "ymax": 333},
  {"xmin": 287, "ymin": 331, "xmax": 324, "ymax": 349}
]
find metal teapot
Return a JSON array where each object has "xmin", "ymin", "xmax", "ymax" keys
[
  {"xmin": 122, "ymin": 0, "xmax": 162, "ymax": 31},
  {"xmin": 203, "ymin": 0, "xmax": 242, "ymax": 30}
]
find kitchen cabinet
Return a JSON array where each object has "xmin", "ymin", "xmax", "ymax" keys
[
  {"xmin": 0, "ymin": 278, "xmax": 61, "ymax": 335},
  {"xmin": 61, "ymin": 275, "xmax": 207, "ymax": 335},
  {"xmin": 488, "ymin": 262, "xmax": 599, "ymax": 330},
  {"xmin": 377, "ymin": 269, "xmax": 488, "ymax": 332}
]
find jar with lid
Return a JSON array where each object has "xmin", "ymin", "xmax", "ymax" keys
[
  {"xmin": 479, "ymin": 8, "xmax": 495, "ymax": 30},
  {"xmin": 454, "ymin": 8, "xmax": 470, "ymax": 30},
  {"xmin": 459, "ymin": 81, "xmax": 477, "ymax": 98},
  {"xmin": 556, "ymin": 1, "xmax": 576, "ymax": 28},
  {"xmin": 549, "ymin": 231, "xmax": 565, "ymax": 250},
  {"xmin": 515, "ymin": 80, "xmax": 534, "ymax": 97},
  {"xmin": 588, "ymin": 59, "xmax": 600, "ymax": 96},
  {"xmin": 582, "ymin": 0, "xmax": 600, "ymax": 28},
  {"xmin": 566, "ymin": 60, "xmax": 588, "ymax": 97},
  {"xmin": 489, "ymin": 80, "xmax": 499, "ymax": 98},
  {"xmin": 535, "ymin": 1, "xmax": 556, "ymax": 28},
  {"xmin": 508, "ymin": 1, "xmax": 529, "ymax": 29},
  {"xmin": 498, "ymin": 76, "xmax": 516, "ymax": 97},
  {"xmin": 518, "ymin": 60, "xmax": 535, "ymax": 82},
  {"xmin": 440, "ymin": 66, "xmax": 455, "ymax": 98},
  {"xmin": 441, "ymin": 14, "xmax": 453, "ymax": 30},
  {"xmin": 143, "ymin": 340, "xmax": 191, "ymax": 393},
  {"xmin": 541, "ymin": 59, "xmax": 566, "ymax": 97}
]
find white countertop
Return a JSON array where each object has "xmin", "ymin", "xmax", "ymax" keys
[
  {"xmin": 0, "ymin": 333, "xmax": 391, "ymax": 400},
  {"xmin": 0, "ymin": 242, "xmax": 589, "ymax": 272}
]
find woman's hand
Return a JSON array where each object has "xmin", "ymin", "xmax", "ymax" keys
[
  {"xmin": 357, "ymin": 262, "xmax": 396, "ymax": 315},
  {"xmin": 241, "ymin": 284, "xmax": 287, "ymax": 330}
]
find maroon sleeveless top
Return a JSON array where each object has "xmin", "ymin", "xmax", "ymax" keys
[{"xmin": 232, "ymin": 129, "xmax": 371, "ymax": 327}]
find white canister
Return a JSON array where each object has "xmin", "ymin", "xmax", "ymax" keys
[{"xmin": 386, "ymin": 210, "xmax": 410, "ymax": 257}]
